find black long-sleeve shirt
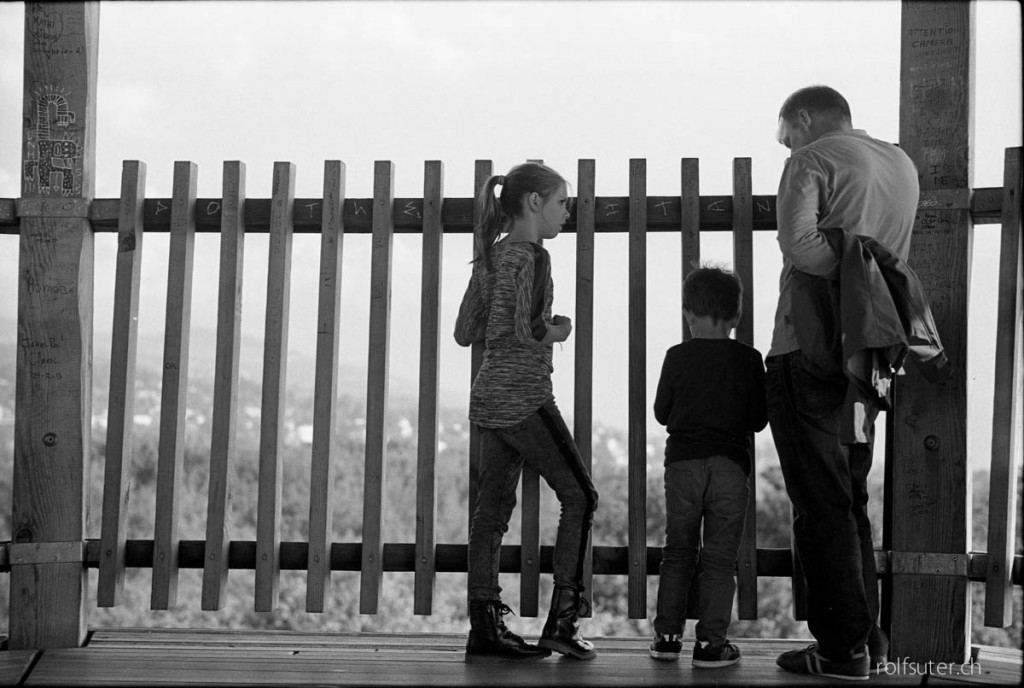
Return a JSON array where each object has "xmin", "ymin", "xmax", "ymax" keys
[{"xmin": 653, "ymin": 338, "xmax": 768, "ymax": 474}]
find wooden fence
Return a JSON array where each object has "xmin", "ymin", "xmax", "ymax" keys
[{"xmin": 2, "ymin": 152, "xmax": 1020, "ymax": 632}]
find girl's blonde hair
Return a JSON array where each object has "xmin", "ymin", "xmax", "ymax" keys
[{"xmin": 473, "ymin": 162, "xmax": 566, "ymax": 269}]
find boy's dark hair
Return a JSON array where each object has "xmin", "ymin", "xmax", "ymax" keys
[{"xmin": 683, "ymin": 265, "xmax": 743, "ymax": 322}]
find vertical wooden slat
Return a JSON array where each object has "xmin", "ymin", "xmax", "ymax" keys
[
  {"xmin": 254, "ymin": 161, "xmax": 295, "ymax": 612},
  {"xmin": 893, "ymin": 0, "xmax": 972, "ymax": 662},
  {"xmin": 414, "ymin": 161, "xmax": 444, "ymax": 615},
  {"xmin": 680, "ymin": 158, "xmax": 701, "ymax": 340},
  {"xmin": 468, "ymin": 161, "xmax": 491, "ymax": 540},
  {"xmin": 520, "ymin": 466, "xmax": 541, "ymax": 616},
  {"xmin": 306, "ymin": 160, "xmax": 345, "ymax": 613},
  {"xmin": 984, "ymin": 146, "xmax": 1022, "ymax": 627},
  {"xmin": 359, "ymin": 161, "xmax": 395, "ymax": 614},
  {"xmin": 792, "ymin": 519, "xmax": 809, "ymax": 620},
  {"xmin": 151, "ymin": 161, "xmax": 197, "ymax": 609},
  {"xmin": 731, "ymin": 159, "xmax": 754, "ymax": 350},
  {"xmin": 681, "ymin": 158, "xmax": 702, "ymax": 622},
  {"xmin": 11, "ymin": 1, "xmax": 98, "ymax": 650},
  {"xmin": 520, "ymin": 157, "xmax": 545, "ymax": 617},
  {"xmin": 202, "ymin": 161, "xmax": 246, "ymax": 611},
  {"xmin": 97, "ymin": 160, "xmax": 146, "ymax": 608},
  {"xmin": 732, "ymin": 157, "xmax": 758, "ymax": 620},
  {"xmin": 575, "ymin": 159, "xmax": 597, "ymax": 610},
  {"xmin": 881, "ymin": 398, "xmax": 895, "ymax": 635},
  {"xmin": 627, "ymin": 158, "xmax": 648, "ymax": 618}
]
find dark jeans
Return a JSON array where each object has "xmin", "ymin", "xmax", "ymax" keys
[
  {"xmin": 653, "ymin": 456, "xmax": 749, "ymax": 644},
  {"xmin": 766, "ymin": 351, "xmax": 878, "ymax": 660},
  {"xmin": 468, "ymin": 399, "xmax": 598, "ymax": 602}
]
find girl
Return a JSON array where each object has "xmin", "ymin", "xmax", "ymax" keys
[{"xmin": 455, "ymin": 162, "xmax": 599, "ymax": 663}]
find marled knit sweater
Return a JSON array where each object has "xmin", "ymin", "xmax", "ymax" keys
[{"xmin": 454, "ymin": 240, "xmax": 555, "ymax": 428}]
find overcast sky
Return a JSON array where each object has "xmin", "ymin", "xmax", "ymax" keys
[{"xmin": 1, "ymin": 0, "xmax": 1021, "ymax": 469}]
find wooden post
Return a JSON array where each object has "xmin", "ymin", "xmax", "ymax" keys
[
  {"xmin": 892, "ymin": 0, "xmax": 973, "ymax": 663},
  {"xmin": 680, "ymin": 158, "xmax": 702, "ymax": 622},
  {"xmin": 96, "ymin": 161, "xmax": 145, "ymax": 608},
  {"xmin": 984, "ymin": 147, "xmax": 1022, "ymax": 627},
  {"xmin": 254, "ymin": 161, "xmax": 296, "ymax": 611},
  {"xmin": 731, "ymin": 158, "xmax": 758, "ymax": 620},
  {"xmin": 680, "ymin": 158, "xmax": 700, "ymax": 339},
  {"xmin": 201, "ymin": 161, "xmax": 246, "ymax": 611},
  {"xmin": 627, "ymin": 159, "xmax": 647, "ymax": 618},
  {"xmin": 413, "ymin": 161, "xmax": 443, "ymax": 615},
  {"xmin": 306, "ymin": 160, "xmax": 345, "ymax": 613},
  {"xmin": 359, "ymin": 161, "xmax": 395, "ymax": 614},
  {"xmin": 467, "ymin": 161, "xmax": 491, "ymax": 541},
  {"xmin": 519, "ymin": 157, "xmax": 545, "ymax": 618},
  {"xmin": 575, "ymin": 159, "xmax": 596, "ymax": 610},
  {"xmin": 10, "ymin": 1, "xmax": 99, "ymax": 650},
  {"xmin": 151, "ymin": 161, "xmax": 198, "ymax": 610}
]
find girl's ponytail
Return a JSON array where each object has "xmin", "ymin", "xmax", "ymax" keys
[
  {"xmin": 473, "ymin": 163, "xmax": 566, "ymax": 269},
  {"xmin": 473, "ymin": 175, "xmax": 506, "ymax": 270}
]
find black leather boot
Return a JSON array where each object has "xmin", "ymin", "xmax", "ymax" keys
[
  {"xmin": 538, "ymin": 587, "xmax": 597, "ymax": 660},
  {"xmin": 465, "ymin": 600, "xmax": 551, "ymax": 663}
]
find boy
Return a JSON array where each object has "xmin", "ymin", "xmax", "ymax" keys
[{"xmin": 649, "ymin": 266, "xmax": 767, "ymax": 667}]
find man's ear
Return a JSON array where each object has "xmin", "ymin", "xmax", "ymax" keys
[{"xmin": 797, "ymin": 108, "xmax": 813, "ymax": 129}]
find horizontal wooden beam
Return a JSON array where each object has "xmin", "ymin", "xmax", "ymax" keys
[
  {"xmin": 5, "ymin": 542, "xmax": 84, "ymax": 566},
  {"xmin": 0, "ymin": 187, "xmax": 1007, "ymax": 235},
  {"xmin": 1, "ymin": 540, "xmax": 1019, "ymax": 584}
]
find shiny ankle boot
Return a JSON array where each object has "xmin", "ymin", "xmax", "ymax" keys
[
  {"xmin": 465, "ymin": 600, "xmax": 551, "ymax": 663},
  {"xmin": 538, "ymin": 587, "xmax": 597, "ymax": 660}
]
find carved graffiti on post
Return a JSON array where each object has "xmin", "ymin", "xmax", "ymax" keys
[
  {"xmin": 903, "ymin": 19, "xmax": 970, "ymax": 190},
  {"xmin": 23, "ymin": 86, "xmax": 83, "ymax": 197},
  {"xmin": 905, "ymin": 25, "xmax": 962, "ymax": 59},
  {"xmin": 27, "ymin": 3, "xmax": 81, "ymax": 57},
  {"xmin": 910, "ymin": 212, "xmax": 951, "ymax": 327}
]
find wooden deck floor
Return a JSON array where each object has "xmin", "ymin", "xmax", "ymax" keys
[{"xmin": 1, "ymin": 629, "xmax": 1020, "ymax": 686}]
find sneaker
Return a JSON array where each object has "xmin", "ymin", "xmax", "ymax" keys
[
  {"xmin": 776, "ymin": 643, "xmax": 869, "ymax": 681},
  {"xmin": 692, "ymin": 640, "xmax": 741, "ymax": 668},
  {"xmin": 649, "ymin": 633, "xmax": 682, "ymax": 661}
]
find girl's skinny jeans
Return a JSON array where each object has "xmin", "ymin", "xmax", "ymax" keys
[{"xmin": 468, "ymin": 399, "xmax": 598, "ymax": 601}]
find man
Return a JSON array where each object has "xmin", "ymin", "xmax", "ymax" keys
[{"xmin": 767, "ymin": 85, "xmax": 919, "ymax": 681}]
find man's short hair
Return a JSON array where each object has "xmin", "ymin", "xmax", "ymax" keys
[
  {"xmin": 779, "ymin": 85, "xmax": 851, "ymax": 124},
  {"xmin": 683, "ymin": 265, "xmax": 743, "ymax": 323}
]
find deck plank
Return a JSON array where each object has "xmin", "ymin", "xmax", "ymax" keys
[
  {"xmin": 17, "ymin": 630, "xmax": 1019, "ymax": 686},
  {"xmin": 0, "ymin": 649, "xmax": 37, "ymax": 686}
]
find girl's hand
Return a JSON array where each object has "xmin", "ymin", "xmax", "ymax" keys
[{"xmin": 545, "ymin": 314, "xmax": 572, "ymax": 343}]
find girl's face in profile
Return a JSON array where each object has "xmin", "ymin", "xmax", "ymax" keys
[{"xmin": 539, "ymin": 183, "xmax": 570, "ymax": 240}]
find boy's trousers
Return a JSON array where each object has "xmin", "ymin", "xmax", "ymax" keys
[
  {"xmin": 654, "ymin": 455, "xmax": 749, "ymax": 644},
  {"xmin": 468, "ymin": 399, "xmax": 598, "ymax": 601}
]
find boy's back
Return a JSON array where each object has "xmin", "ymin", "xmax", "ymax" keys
[{"xmin": 654, "ymin": 338, "xmax": 767, "ymax": 474}]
